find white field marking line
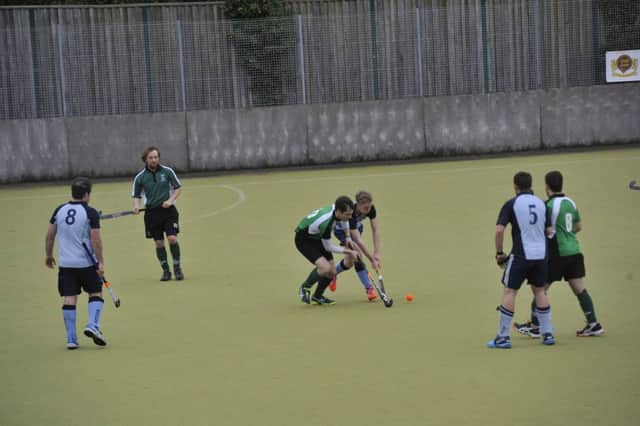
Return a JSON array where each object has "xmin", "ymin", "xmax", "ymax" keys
[
  {"xmin": 103, "ymin": 185, "xmax": 246, "ymax": 237},
  {"xmin": 2, "ymin": 154, "xmax": 639, "ymax": 202},
  {"xmin": 182, "ymin": 185, "xmax": 246, "ymax": 223}
]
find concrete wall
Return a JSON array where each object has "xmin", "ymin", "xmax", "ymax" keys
[
  {"xmin": 307, "ymin": 98, "xmax": 425, "ymax": 163},
  {"xmin": 0, "ymin": 118, "xmax": 69, "ymax": 183},
  {"xmin": 187, "ymin": 106, "xmax": 308, "ymax": 171},
  {"xmin": 1, "ymin": 85, "xmax": 639, "ymax": 183},
  {"xmin": 65, "ymin": 113, "xmax": 188, "ymax": 177},
  {"xmin": 424, "ymin": 91, "xmax": 542, "ymax": 155},
  {"xmin": 541, "ymin": 84, "xmax": 640, "ymax": 147}
]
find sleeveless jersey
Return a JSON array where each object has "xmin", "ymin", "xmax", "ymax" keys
[{"xmin": 547, "ymin": 194, "xmax": 581, "ymax": 256}]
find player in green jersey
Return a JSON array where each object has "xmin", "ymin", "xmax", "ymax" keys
[
  {"xmin": 295, "ymin": 196, "xmax": 359, "ymax": 305},
  {"xmin": 514, "ymin": 171, "xmax": 604, "ymax": 337},
  {"xmin": 132, "ymin": 147, "xmax": 184, "ymax": 282}
]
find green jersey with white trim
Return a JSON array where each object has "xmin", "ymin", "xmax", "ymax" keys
[
  {"xmin": 132, "ymin": 165, "xmax": 181, "ymax": 209},
  {"xmin": 295, "ymin": 204, "xmax": 336, "ymax": 239},
  {"xmin": 547, "ymin": 194, "xmax": 581, "ymax": 256}
]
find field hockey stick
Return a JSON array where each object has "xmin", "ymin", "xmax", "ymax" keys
[
  {"xmin": 373, "ymin": 267, "xmax": 393, "ymax": 307},
  {"xmin": 629, "ymin": 180, "xmax": 640, "ymax": 191},
  {"xmin": 82, "ymin": 243, "xmax": 120, "ymax": 308},
  {"xmin": 367, "ymin": 269, "xmax": 394, "ymax": 308},
  {"xmin": 100, "ymin": 208, "xmax": 145, "ymax": 220}
]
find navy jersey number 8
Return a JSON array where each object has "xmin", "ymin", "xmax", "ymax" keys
[{"xmin": 65, "ymin": 208, "xmax": 77, "ymax": 225}]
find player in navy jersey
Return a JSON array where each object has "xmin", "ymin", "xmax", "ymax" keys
[
  {"xmin": 487, "ymin": 172, "xmax": 556, "ymax": 349},
  {"xmin": 330, "ymin": 190, "xmax": 381, "ymax": 301},
  {"xmin": 45, "ymin": 177, "xmax": 108, "ymax": 349}
]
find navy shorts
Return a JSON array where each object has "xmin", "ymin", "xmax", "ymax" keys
[
  {"xmin": 548, "ymin": 253, "xmax": 585, "ymax": 284},
  {"xmin": 501, "ymin": 255, "xmax": 547, "ymax": 289},
  {"xmin": 58, "ymin": 267, "xmax": 102, "ymax": 296},
  {"xmin": 295, "ymin": 232, "xmax": 333, "ymax": 264},
  {"xmin": 144, "ymin": 205, "xmax": 180, "ymax": 240}
]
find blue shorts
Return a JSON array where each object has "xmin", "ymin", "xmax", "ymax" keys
[{"xmin": 501, "ymin": 255, "xmax": 547, "ymax": 289}]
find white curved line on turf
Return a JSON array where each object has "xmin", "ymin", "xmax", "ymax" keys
[
  {"xmin": 1, "ymin": 152, "xmax": 639, "ymax": 201},
  {"xmin": 182, "ymin": 184, "xmax": 246, "ymax": 223},
  {"xmin": 103, "ymin": 184, "xmax": 246, "ymax": 237}
]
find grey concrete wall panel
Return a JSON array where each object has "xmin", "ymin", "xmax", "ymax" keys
[
  {"xmin": 66, "ymin": 113, "xmax": 188, "ymax": 177},
  {"xmin": 0, "ymin": 119, "xmax": 69, "ymax": 183},
  {"xmin": 307, "ymin": 99, "xmax": 425, "ymax": 163},
  {"xmin": 187, "ymin": 106, "xmax": 308, "ymax": 171},
  {"xmin": 541, "ymin": 84, "xmax": 640, "ymax": 148},
  {"xmin": 424, "ymin": 92, "xmax": 541, "ymax": 155}
]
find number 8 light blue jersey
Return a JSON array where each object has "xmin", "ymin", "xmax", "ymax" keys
[
  {"xmin": 50, "ymin": 201, "xmax": 101, "ymax": 268},
  {"xmin": 497, "ymin": 192, "xmax": 549, "ymax": 260}
]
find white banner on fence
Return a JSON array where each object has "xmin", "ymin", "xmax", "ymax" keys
[{"xmin": 606, "ymin": 50, "xmax": 640, "ymax": 83}]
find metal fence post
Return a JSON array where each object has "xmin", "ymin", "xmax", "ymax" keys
[
  {"xmin": 295, "ymin": 15, "xmax": 307, "ymax": 105},
  {"xmin": 415, "ymin": 8, "xmax": 424, "ymax": 97},
  {"xmin": 28, "ymin": 9, "xmax": 42, "ymax": 117},
  {"xmin": 534, "ymin": 0, "xmax": 544, "ymax": 89},
  {"xmin": 56, "ymin": 24, "xmax": 67, "ymax": 117},
  {"xmin": 142, "ymin": 7, "xmax": 154, "ymax": 113},
  {"xmin": 176, "ymin": 20, "xmax": 187, "ymax": 112},
  {"xmin": 369, "ymin": 0, "xmax": 380, "ymax": 99},
  {"xmin": 480, "ymin": 0, "xmax": 490, "ymax": 93}
]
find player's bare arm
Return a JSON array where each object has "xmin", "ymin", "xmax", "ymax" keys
[
  {"xmin": 90, "ymin": 228, "xmax": 104, "ymax": 275},
  {"xmin": 574, "ymin": 222, "xmax": 582, "ymax": 233},
  {"xmin": 45, "ymin": 223, "xmax": 57, "ymax": 268},
  {"xmin": 133, "ymin": 196, "xmax": 142, "ymax": 214},
  {"xmin": 495, "ymin": 224, "xmax": 508, "ymax": 266},
  {"xmin": 350, "ymin": 227, "xmax": 375, "ymax": 265},
  {"xmin": 163, "ymin": 187, "xmax": 182, "ymax": 208},
  {"xmin": 370, "ymin": 217, "xmax": 381, "ymax": 267},
  {"xmin": 545, "ymin": 226, "xmax": 554, "ymax": 238}
]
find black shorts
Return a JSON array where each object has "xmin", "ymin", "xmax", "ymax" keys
[
  {"xmin": 295, "ymin": 232, "xmax": 333, "ymax": 264},
  {"xmin": 501, "ymin": 255, "xmax": 547, "ymax": 289},
  {"xmin": 548, "ymin": 253, "xmax": 585, "ymax": 283},
  {"xmin": 58, "ymin": 267, "xmax": 102, "ymax": 296},
  {"xmin": 144, "ymin": 206, "xmax": 180, "ymax": 240}
]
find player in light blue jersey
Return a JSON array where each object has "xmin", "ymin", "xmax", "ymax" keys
[
  {"xmin": 487, "ymin": 172, "xmax": 555, "ymax": 349},
  {"xmin": 45, "ymin": 177, "xmax": 108, "ymax": 349},
  {"xmin": 330, "ymin": 190, "xmax": 381, "ymax": 301}
]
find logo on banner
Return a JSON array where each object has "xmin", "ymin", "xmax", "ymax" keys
[
  {"xmin": 606, "ymin": 50, "xmax": 640, "ymax": 83},
  {"xmin": 611, "ymin": 54, "xmax": 638, "ymax": 78}
]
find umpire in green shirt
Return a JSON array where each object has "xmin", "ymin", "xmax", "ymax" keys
[{"xmin": 132, "ymin": 146, "xmax": 184, "ymax": 281}]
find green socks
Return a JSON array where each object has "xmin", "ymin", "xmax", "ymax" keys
[
  {"xmin": 170, "ymin": 242, "xmax": 181, "ymax": 268},
  {"xmin": 577, "ymin": 289, "xmax": 597, "ymax": 323},
  {"xmin": 156, "ymin": 247, "xmax": 169, "ymax": 271},
  {"xmin": 301, "ymin": 269, "xmax": 320, "ymax": 289},
  {"xmin": 531, "ymin": 289, "xmax": 597, "ymax": 324}
]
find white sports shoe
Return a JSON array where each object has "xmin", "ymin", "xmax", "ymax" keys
[
  {"xmin": 83, "ymin": 327, "xmax": 107, "ymax": 346},
  {"xmin": 66, "ymin": 341, "xmax": 79, "ymax": 350}
]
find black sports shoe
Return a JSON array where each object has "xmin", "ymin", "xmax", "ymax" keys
[
  {"xmin": 299, "ymin": 285, "xmax": 311, "ymax": 304},
  {"xmin": 311, "ymin": 295, "xmax": 336, "ymax": 305},
  {"xmin": 513, "ymin": 321, "xmax": 540, "ymax": 338},
  {"xmin": 577, "ymin": 322, "xmax": 605, "ymax": 337},
  {"xmin": 174, "ymin": 267, "xmax": 184, "ymax": 281},
  {"xmin": 160, "ymin": 270, "xmax": 172, "ymax": 281}
]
